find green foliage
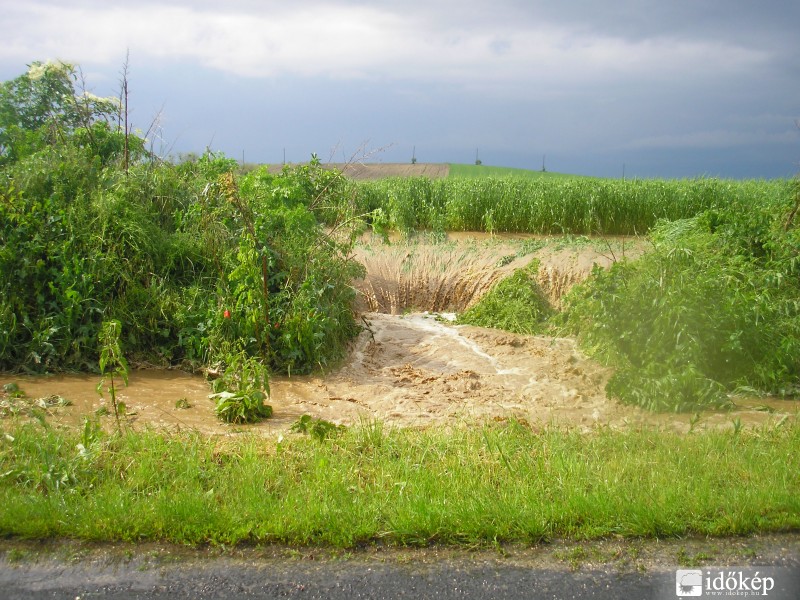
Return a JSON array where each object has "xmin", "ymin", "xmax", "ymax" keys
[
  {"xmin": 561, "ymin": 187, "xmax": 800, "ymax": 411},
  {"xmin": 0, "ymin": 62, "xmax": 363, "ymax": 425},
  {"xmin": 290, "ymin": 414, "xmax": 345, "ymax": 441},
  {"xmin": 96, "ymin": 320, "xmax": 129, "ymax": 431},
  {"xmin": 0, "ymin": 61, "xmax": 120, "ymax": 166},
  {"xmin": 231, "ymin": 159, "xmax": 365, "ymax": 374},
  {"xmin": 353, "ymin": 175, "xmax": 791, "ymax": 235},
  {"xmin": 458, "ymin": 260, "xmax": 553, "ymax": 334},
  {"xmin": 209, "ymin": 348, "xmax": 272, "ymax": 424},
  {"xmin": 0, "ymin": 60, "xmax": 362, "ymax": 390},
  {"xmin": 0, "ymin": 61, "xmax": 364, "ymax": 426}
]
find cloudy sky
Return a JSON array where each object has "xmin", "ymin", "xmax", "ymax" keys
[{"xmin": 1, "ymin": 0, "xmax": 798, "ymax": 178}]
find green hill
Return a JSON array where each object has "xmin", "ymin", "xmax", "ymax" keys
[{"xmin": 447, "ymin": 163, "xmax": 581, "ymax": 179}]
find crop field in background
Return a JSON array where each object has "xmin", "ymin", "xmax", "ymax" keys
[
  {"xmin": 352, "ymin": 173, "xmax": 793, "ymax": 235},
  {"xmin": 446, "ymin": 163, "xmax": 578, "ymax": 179}
]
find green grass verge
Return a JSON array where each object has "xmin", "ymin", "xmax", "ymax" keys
[{"xmin": 1, "ymin": 420, "xmax": 798, "ymax": 547}]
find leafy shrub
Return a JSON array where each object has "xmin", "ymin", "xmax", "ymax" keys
[
  {"xmin": 0, "ymin": 64, "xmax": 364, "ymax": 427},
  {"xmin": 561, "ymin": 185, "xmax": 800, "ymax": 411}
]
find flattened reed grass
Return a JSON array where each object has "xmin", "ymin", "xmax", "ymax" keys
[{"xmin": 1, "ymin": 419, "xmax": 797, "ymax": 547}]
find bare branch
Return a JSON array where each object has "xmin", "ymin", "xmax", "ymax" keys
[{"xmin": 118, "ymin": 50, "xmax": 130, "ymax": 175}]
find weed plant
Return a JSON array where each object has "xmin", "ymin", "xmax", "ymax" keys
[{"xmin": 96, "ymin": 320, "xmax": 129, "ymax": 431}]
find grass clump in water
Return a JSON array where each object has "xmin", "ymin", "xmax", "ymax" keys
[{"xmin": 457, "ymin": 260, "xmax": 553, "ymax": 335}]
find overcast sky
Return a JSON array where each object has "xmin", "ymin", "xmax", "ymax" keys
[{"xmin": 1, "ymin": 0, "xmax": 799, "ymax": 178}]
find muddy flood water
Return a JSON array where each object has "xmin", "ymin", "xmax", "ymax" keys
[{"xmin": 1, "ymin": 235, "xmax": 797, "ymax": 435}]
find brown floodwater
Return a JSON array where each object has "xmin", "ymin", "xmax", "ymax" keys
[
  {"xmin": 1, "ymin": 237, "xmax": 795, "ymax": 436},
  {"xmin": 1, "ymin": 312, "xmax": 796, "ymax": 436}
]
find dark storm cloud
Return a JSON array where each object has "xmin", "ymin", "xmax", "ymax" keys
[{"xmin": 0, "ymin": 0, "xmax": 797, "ymax": 177}]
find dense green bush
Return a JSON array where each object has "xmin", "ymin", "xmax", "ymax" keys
[
  {"xmin": 560, "ymin": 186, "xmax": 800, "ymax": 411},
  {"xmin": 0, "ymin": 151, "xmax": 363, "ymax": 377},
  {"xmin": 0, "ymin": 64, "xmax": 363, "ymax": 390}
]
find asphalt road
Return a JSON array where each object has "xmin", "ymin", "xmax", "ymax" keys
[
  {"xmin": 1, "ymin": 561, "xmax": 666, "ymax": 599},
  {"xmin": 2, "ymin": 536, "xmax": 798, "ymax": 600}
]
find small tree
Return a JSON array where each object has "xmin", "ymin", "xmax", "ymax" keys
[{"xmin": 0, "ymin": 61, "xmax": 119, "ymax": 165}]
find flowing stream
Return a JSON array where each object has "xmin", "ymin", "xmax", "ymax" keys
[
  {"xmin": 1, "ymin": 237, "xmax": 796, "ymax": 435},
  {"xmin": 1, "ymin": 312, "xmax": 795, "ymax": 435}
]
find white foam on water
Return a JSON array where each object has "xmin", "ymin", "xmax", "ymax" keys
[{"xmin": 401, "ymin": 313, "xmax": 520, "ymax": 376}]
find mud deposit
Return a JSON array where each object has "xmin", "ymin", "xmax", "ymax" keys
[{"xmin": 1, "ymin": 236, "xmax": 796, "ymax": 435}]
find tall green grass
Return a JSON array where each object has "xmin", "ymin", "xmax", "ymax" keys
[
  {"xmin": 1, "ymin": 420, "xmax": 798, "ymax": 547},
  {"xmin": 354, "ymin": 176, "xmax": 792, "ymax": 235}
]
